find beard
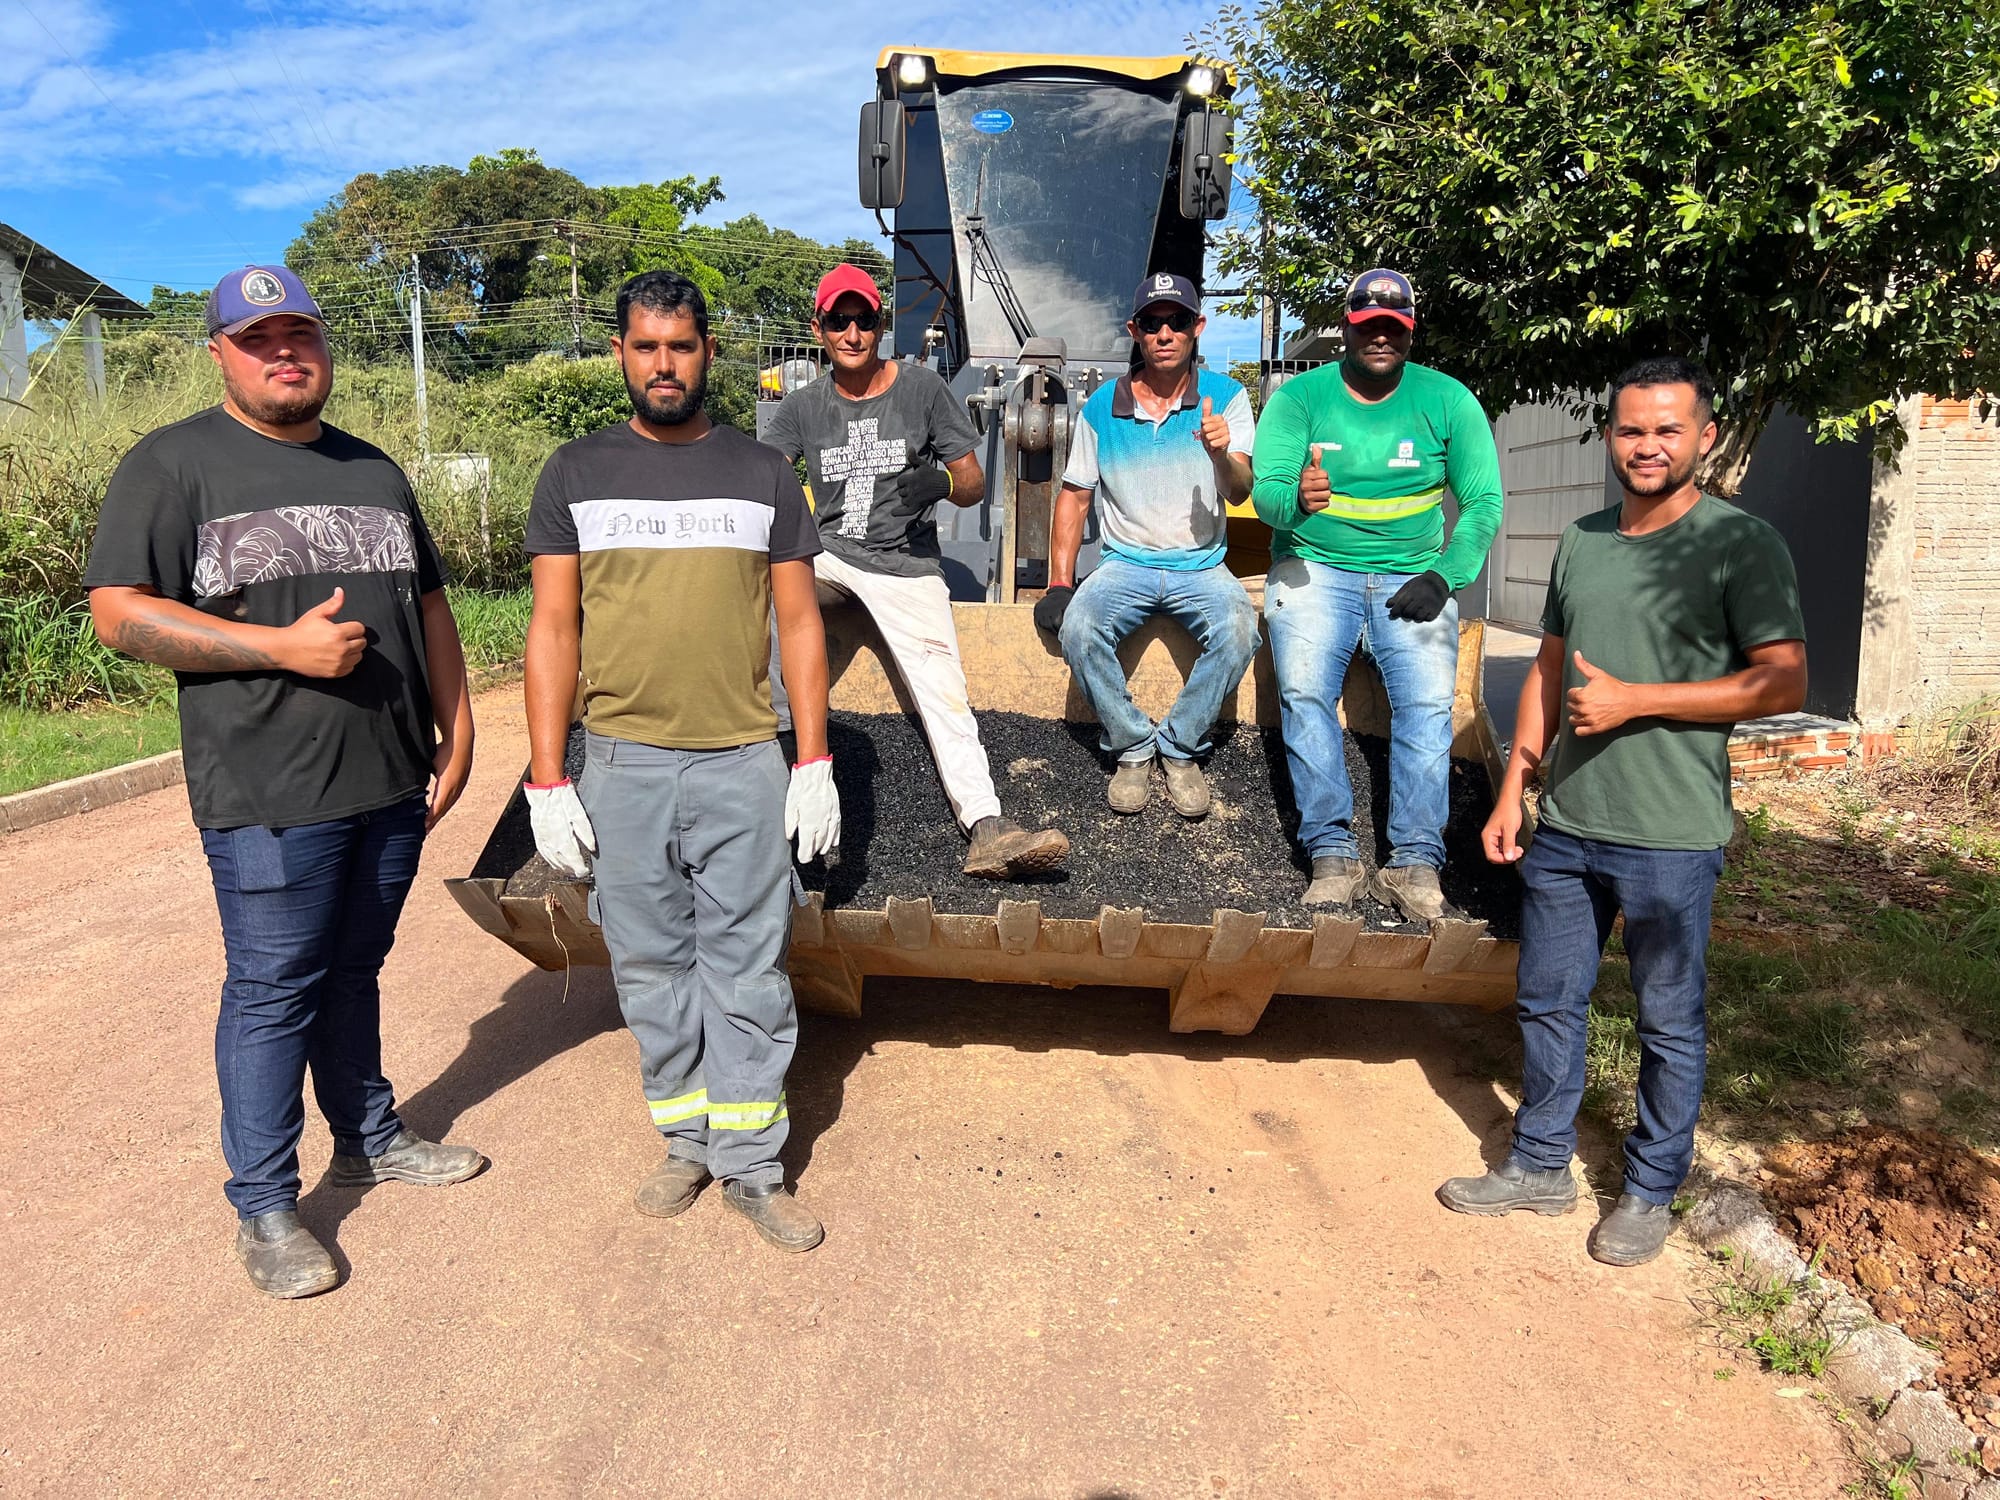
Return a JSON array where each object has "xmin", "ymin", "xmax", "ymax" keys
[
  {"xmin": 224, "ymin": 370, "xmax": 329, "ymax": 427},
  {"xmin": 1613, "ymin": 448, "xmax": 1700, "ymax": 497},
  {"xmin": 626, "ymin": 362, "xmax": 708, "ymax": 426}
]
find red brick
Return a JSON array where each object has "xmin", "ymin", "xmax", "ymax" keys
[{"xmin": 1790, "ymin": 754, "xmax": 1851, "ymax": 769}]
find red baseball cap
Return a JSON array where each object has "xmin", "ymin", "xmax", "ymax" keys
[{"xmin": 814, "ymin": 263, "xmax": 882, "ymax": 314}]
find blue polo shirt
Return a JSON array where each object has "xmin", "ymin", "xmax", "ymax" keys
[{"xmin": 1062, "ymin": 367, "xmax": 1256, "ymax": 571}]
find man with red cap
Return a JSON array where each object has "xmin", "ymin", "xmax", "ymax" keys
[
  {"xmin": 765, "ymin": 263, "xmax": 1069, "ymax": 879},
  {"xmin": 1250, "ymin": 267, "xmax": 1505, "ymax": 920}
]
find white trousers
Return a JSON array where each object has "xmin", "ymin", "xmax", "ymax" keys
[{"xmin": 815, "ymin": 549, "xmax": 1002, "ymax": 829}]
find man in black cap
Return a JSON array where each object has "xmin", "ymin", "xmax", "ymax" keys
[
  {"xmin": 86, "ymin": 265, "xmax": 487, "ymax": 1300},
  {"xmin": 1036, "ymin": 272, "xmax": 1260, "ymax": 817}
]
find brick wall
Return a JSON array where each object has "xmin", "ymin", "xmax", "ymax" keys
[
  {"xmin": 1906, "ymin": 397, "xmax": 2000, "ymax": 707},
  {"xmin": 1728, "ymin": 720, "xmax": 1855, "ymax": 780}
]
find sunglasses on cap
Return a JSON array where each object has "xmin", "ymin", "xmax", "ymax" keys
[
  {"xmin": 1134, "ymin": 308, "xmax": 1197, "ymax": 335},
  {"xmin": 819, "ymin": 308, "xmax": 881, "ymax": 333},
  {"xmin": 1347, "ymin": 285, "xmax": 1414, "ymax": 317}
]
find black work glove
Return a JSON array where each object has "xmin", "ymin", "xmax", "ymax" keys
[
  {"xmin": 1033, "ymin": 584, "xmax": 1075, "ymax": 635},
  {"xmin": 885, "ymin": 465, "xmax": 952, "ymax": 518},
  {"xmin": 1385, "ymin": 570, "xmax": 1450, "ymax": 624}
]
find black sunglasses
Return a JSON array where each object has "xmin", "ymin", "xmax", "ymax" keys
[
  {"xmin": 1348, "ymin": 285, "xmax": 1414, "ymax": 315},
  {"xmin": 1134, "ymin": 308, "xmax": 1197, "ymax": 335},
  {"xmin": 819, "ymin": 308, "xmax": 881, "ymax": 333}
]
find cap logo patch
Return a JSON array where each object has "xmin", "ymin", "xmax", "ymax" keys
[
  {"xmin": 241, "ymin": 270, "xmax": 285, "ymax": 305},
  {"xmin": 1368, "ymin": 277, "xmax": 1401, "ymax": 299},
  {"xmin": 1154, "ymin": 274, "xmax": 1175, "ymax": 292}
]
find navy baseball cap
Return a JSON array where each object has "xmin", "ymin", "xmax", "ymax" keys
[
  {"xmin": 205, "ymin": 265, "xmax": 324, "ymax": 337},
  {"xmin": 1131, "ymin": 271, "xmax": 1200, "ymax": 319},
  {"xmin": 1345, "ymin": 267, "xmax": 1416, "ymax": 328}
]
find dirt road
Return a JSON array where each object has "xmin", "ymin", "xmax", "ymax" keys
[{"xmin": 0, "ymin": 688, "xmax": 1855, "ymax": 1497}]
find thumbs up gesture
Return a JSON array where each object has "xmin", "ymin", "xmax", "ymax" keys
[
  {"xmin": 1195, "ymin": 395, "xmax": 1232, "ymax": 458},
  {"xmin": 1298, "ymin": 443, "xmax": 1332, "ymax": 514},
  {"xmin": 282, "ymin": 586, "xmax": 368, "ymax": 678},
  {"xmin": 1565, "ymin": 650, "xmax": 1636, "ymax": 736}
]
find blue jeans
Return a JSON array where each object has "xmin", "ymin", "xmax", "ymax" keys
[
  {"xmin": 1509, "ymin": 824, "xmax": 1725, "ymax": 1204},
  {"xmin": 1262, "ymin": 557, "xmax": 1458, "ymax": 867},
  {"xmin": 200, "ymin": 795, "xmax": 427, "ymax": 1218},
  {"xmin": 1058, "ymin": 557, "xmax": 1260, "ymax": 763}
]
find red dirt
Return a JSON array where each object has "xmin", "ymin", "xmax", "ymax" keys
[{"xmin": 1768, "ymin": 1129, "xmax": 2000, "ymax": 1433}]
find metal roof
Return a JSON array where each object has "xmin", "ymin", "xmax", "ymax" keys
[{"xmin": 0, "ymin": 223, "xmax": 149, "ymax": 319}]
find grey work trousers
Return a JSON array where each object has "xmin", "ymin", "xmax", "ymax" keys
[{"xmin": 580, "ymin": 731, "xmax": 797, "ymax": 1186}]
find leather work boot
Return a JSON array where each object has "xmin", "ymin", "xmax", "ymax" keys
[
  {"xmin": 1303, "ymin": 856, "xmax": 1365, "ymax": 908},
  {"xmin": 1436, "ymin": 1158, "xmax": 1579, "ymax": 1216},
  {"xmin": 1371, "ymin": 863, "xmax": 1448, "ymax": 922},
  {"xmin": 1161, "ymin": 757, "xmax": 1210, "ymax": 819},
  {"xmin": 235, "ymin": 1210, "xmax": 340, "ymax": 1299},
  {"xmin": 328, "ymin": 1129, "xmax": 489, "ymax": 1188},
  {"xmin": 963, "ymin": 816, "xmax": 1071, "ymax": 880},
  {"xmin": 1588, "ymin": 1193, "xmax": 1675, "ymax": 1266},
  {"xmin": 1107, "ymin": 756, "xmax": 1153, "ymax": 814},
  {"xmin": 722, "ymin": 1180, "xmax": 825, "ymax": 1252},
  {"xmin": 634, "ymin": 1153, "xmax": 710, "ymax": 1218}
]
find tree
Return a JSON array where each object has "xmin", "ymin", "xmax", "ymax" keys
[
  {"xmin": 1211, "ymin": 0, "xmax": 2000, "ymax": 492},
  {"xmin": 692, "ymin": 215, "xmax": 892, "ymax": 336}
]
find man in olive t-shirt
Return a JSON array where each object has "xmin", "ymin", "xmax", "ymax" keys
[{"xmin": 1438, "ymin": 356, "xmax": 1807, "ymax": 1268}]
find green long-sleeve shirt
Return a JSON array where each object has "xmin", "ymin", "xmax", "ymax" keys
[{"xmin": 1249, "ymin": 361, "xmax": 1504, "ymax": 590}]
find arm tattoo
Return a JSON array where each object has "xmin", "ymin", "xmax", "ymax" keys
[{"xmin": 108, "ymin": 613, "xmax": 280, "ymax": 673}]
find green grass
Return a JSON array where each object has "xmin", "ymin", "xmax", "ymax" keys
[
  {"xmin": 447, "ymin": 586, "xmax": 532, "ymax": 672},
  {"xmin": 0, "ymin": 699, "xmax": 182, "ymax": 797}
]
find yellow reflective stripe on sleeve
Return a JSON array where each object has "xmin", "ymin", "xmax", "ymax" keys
[
  {"xmin": 707, "ymin": 1096, "xmax": 789, "ymax": 1130},
  {"xmin": 648, "ymin": 1089, "xmax": 709, "ymax": 1126},
  {"xmin": 1319, "ymin": 487, "xmax": 1445, "ymax": 522}
]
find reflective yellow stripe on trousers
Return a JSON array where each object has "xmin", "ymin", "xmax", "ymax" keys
[
  {"xmin": 1317, "ymin": 486, "xmax": 1445, "ymax": 523},
  {"xmin": 648, "ymin": 1089, "xmax": 709, "ymax": 1126},
  {"xmin": 707, "ymin": 1095, "xmax": 788, "ymax": 1130}
]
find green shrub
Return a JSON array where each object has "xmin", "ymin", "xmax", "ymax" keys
[
  {"xmin": 494, "ymin": 355, "xmax": 632, "ymax": 440},
  {"xmin": 0, "ymin": 594, "xmax": 167, "ymax": 710}
]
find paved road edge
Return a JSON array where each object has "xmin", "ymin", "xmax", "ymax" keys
[
  {"xmin": 1681, "ymin": 1175, "xmax": 2000, "ymax": 1498},
  {"xmin": 0, "ymin": 751, "xmax": 186, "ymax": 834}
]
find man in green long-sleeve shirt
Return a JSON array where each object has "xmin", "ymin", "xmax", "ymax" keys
[{"xmin": 1252, "ymin": 268, "xmax": 1504, "ymax": 919}]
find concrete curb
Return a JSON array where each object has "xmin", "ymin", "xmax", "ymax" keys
[
  {"xmin": 0, "ymin": 751, "xmax": 184, "ymax": 834},
  {"xmin": 1682, "ymin": 1177, "xmax": 2000, "ymax": 1499}
]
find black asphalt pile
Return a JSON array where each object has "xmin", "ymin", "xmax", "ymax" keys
[{"xmin": 473, "ymin": 714, "xmax": 1520, "ymax": 938}]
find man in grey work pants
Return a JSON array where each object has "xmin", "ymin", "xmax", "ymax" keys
[{"xmin": 580, "ymin": 737, "xmax": 797, "ymax": 1185}]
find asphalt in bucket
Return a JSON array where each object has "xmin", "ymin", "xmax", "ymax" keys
[{"xmin": 473, "ymin": 713, "xmax": 1520, "ymax": 938}]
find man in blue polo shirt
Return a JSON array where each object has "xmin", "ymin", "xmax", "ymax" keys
[{"xmin": 1034, "ymin": 273, "xmax": 1259, "ymax": 818}]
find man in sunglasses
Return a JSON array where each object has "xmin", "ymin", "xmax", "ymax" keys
[
  {"xmin": 765, "ymin": 264, "xmax": 1070, "ymax": 879},
  {"xmin": 1252, "ymin": 268, "xmax": 1504, "ymax": 920},
  {"xmin": 1036, "ymin": 272, "xmax": 1260, "ymax": 817}
]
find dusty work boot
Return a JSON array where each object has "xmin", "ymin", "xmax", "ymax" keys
[
  {"xmin": 634, "ymin": 1153, "xmax": 709, "ymax": 1218},
  {"xmin": 722, "ymin": 1180, "xmax": 825, "ymax": 1253},
  {"xmin": 328, "ymin": 1129, "xmax": 488, "ymax": 1188},
  {"xmin": 964, "ymin": 816, "xmax": 1071, "ymax": 880},
  {"xmin": 1303, "ymin": 856, "xmax": 1366, "ymax": 908},
  {"xmin": 1436, "ymin": 1158, "xmax": 1579, "ymax": 1216},
  {"xmin": 1161, "ymin": 757, "xmax": 1210, "ymax": 819},
  {"xmin": 1588, "ymin": 1194, "xmax": 1675, "ymax": 1266},
  {"xmin": 1107, "ymin": 756, "xmax": 1153, "ymax": 814},
  {"xmin": 1370, "ymin": 863, "xmax": 1448, "ymax": 922},
  {"xmin": 235, "ymin": 1210, "xmax": 340, "ymax": 1299}
]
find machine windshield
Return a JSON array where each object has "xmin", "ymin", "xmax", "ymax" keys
[{"xmin": 935, "ymin": 79, "xmax": 1178, "ymax": 360}]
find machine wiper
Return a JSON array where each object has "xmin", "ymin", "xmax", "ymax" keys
[{"xmin": 963, "ymin": 159, "xmax": 1036, "ymax": 347}]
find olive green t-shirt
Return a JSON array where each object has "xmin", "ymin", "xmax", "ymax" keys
[{"xmin": 1538, "ymin": 496, "xmax": 1805, "ymax": 850}]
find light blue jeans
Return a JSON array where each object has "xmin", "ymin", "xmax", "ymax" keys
[
  {"xmin": 1057, "ymin": 557, "xmax": 1261, "ymax": 763},
  {"xmin": 1262, "ymin": 556, "xmax": 1459, "ymax": 868}
]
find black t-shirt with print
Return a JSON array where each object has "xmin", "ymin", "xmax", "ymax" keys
[
  {"xmin": 763, "ymin": 361, "xmax": 980, "ymax": 579},
  {"xmin": 83, "ymin": 407, "xmax": 448, "ymax": 830}
]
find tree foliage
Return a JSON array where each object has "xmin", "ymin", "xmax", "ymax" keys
[{"xmin": 1212, "ymin": 0, "xmax": 2000, "ymax": 491}]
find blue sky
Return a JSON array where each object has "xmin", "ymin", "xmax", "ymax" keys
[{"xmin": 2, "ymin": 0, "xmax": 1269, "ymax": 361}]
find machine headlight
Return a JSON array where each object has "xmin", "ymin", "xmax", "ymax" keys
[
  {"xmin": 1186, "ymin": 64, "xmax": 1218, "ymax": 98},
  {"xmin": 897, "ymin": 53, "xmax": 931, "ymax": 88}
]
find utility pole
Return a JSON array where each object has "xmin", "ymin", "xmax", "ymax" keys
[
  {"xmin": 1260, "ymin": 215, "xmax": 1280, "ymax": 363},
  {"xmin": 410, "ymin": 251, "xmax": 429, "ymax": 458},
  {"xmin": 568, "ymin": 225, "xmax": 583, "ymax": 359}
]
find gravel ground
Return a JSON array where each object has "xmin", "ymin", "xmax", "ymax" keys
[{"xmin": 476, "ymin": 714, "xmax": 1520, "ymax": 937}]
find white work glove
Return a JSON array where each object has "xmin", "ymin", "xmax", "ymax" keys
[
  {"xmin": 784, "ymin": 757, "xmax": 841, "ymax": 863},
  {"xmin": 524, "ymin": 779, "xmax": 597, "ymax": 877}
]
